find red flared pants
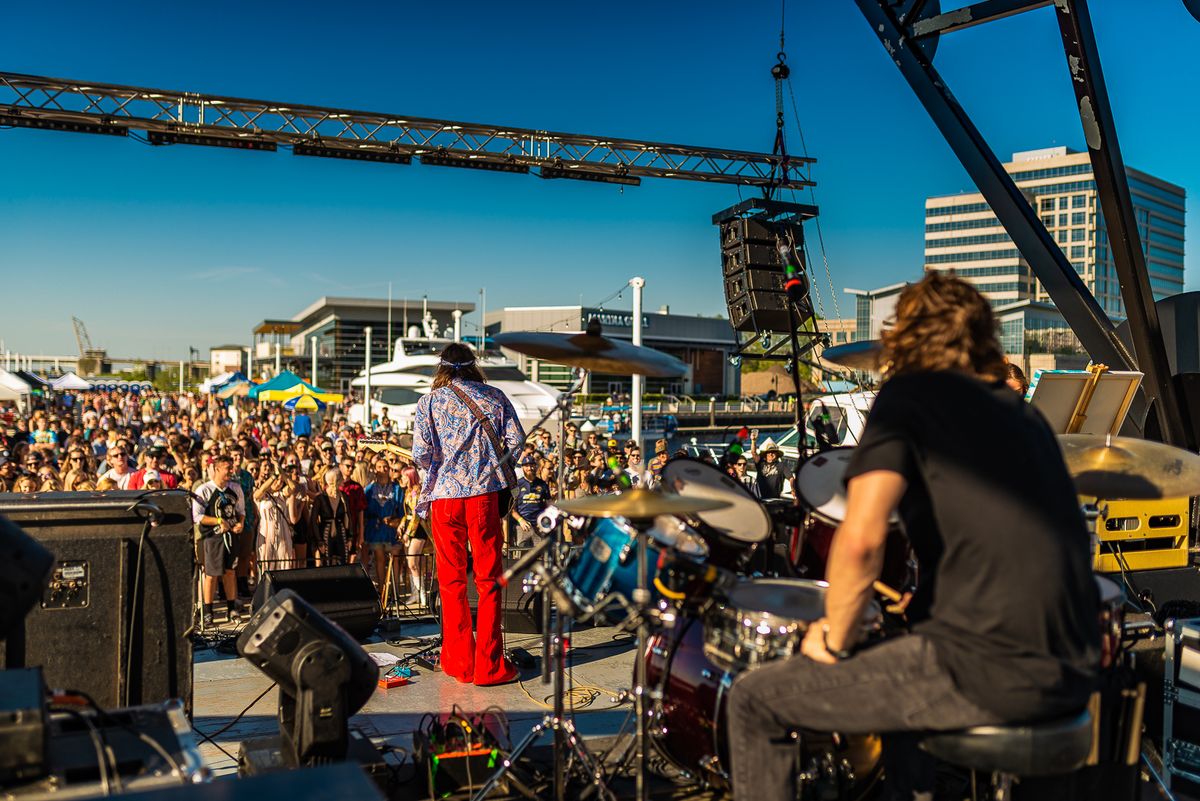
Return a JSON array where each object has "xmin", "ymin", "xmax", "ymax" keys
[{"xmin": 430, "ymin": 491, "xmax": 506, "ymax": 684}]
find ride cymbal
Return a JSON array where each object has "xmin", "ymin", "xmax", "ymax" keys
[
  {"xmin": 821, "ymin": 339, "xmax": 882, "ymax": 372},
  {"xmin": 556, "ymin": 488, "xmax": 730, "ymax": 519},
  {"xmin": 1058, "ymin": 433, "xmax": 1200, "ymax": 499},
  {"xmin": 494, "ymin": 320, "xmax": 688, "ymax": 377}
]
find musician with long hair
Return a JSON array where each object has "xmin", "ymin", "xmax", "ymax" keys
[
  {"xmin": 412, "ymin": 342, "xmax": 524, "ymax": 686},
  {"xmin": 726, "ymin": 272, "xmax": 1100, "ymax": 800}
]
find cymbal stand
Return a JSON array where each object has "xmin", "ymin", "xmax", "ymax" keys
[{"xmin": 473, "ymin": 371, "xmax": 616, "ymax": 801}]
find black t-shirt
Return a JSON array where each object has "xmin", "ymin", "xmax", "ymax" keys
[
  {"xmin": 515, "ymin": 476, "xmax": 550, "ymax": 523},
  {"xmin": 845, "ymin": 370, "xmax": 1100, "ymax": 721}
]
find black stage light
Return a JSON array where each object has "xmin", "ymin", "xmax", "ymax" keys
[
  {"xmin": 292, "ymin": 143, "xmax": 412, "ymax": 164},
  {"xmin": 0, "ymin": 514, "xmax": 55, "ymax": 641},
  {"xmin": 418, "ymin": 151, "xmax": 529, "ymax": 173},
  {"xmin": 0, "ymin": 113, "xmax": 127, "ymax": 137},
  {"xmin": 236, "ymin": 589, "xmax": 378, "ymax": 767},
  {"xmin": 147, "ymin": 130, "xmax": 277, "ymax": 151},
  {"xmin": 538, "ymin": 164, "xmax": 640, "ymax": 186}
]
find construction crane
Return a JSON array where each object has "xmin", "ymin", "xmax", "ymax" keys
[{"xmin": 71, "ymin": 316, "xmax": 95, "ymax": 357}]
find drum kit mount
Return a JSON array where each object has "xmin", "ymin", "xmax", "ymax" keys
[{"xmin": 466, "ymin": 324, "xmax": 1200, "ymax": 801}]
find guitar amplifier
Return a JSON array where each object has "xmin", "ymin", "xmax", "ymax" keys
[
  {"xmin": 252, "ymin": 565, "xmax": 382, "ymax": 641},
  {"xmin": 1094, "ymin": 497, "xmax": 1190, "ymax": 573}
]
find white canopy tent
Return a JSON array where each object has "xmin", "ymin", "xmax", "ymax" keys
[
  {"xmin": 0, "ymin": 368, "xmax": 32, "ymax": 410},
  {"xmin": 50, "ymin": 372, "xmax": 92, "ymax": 391}
]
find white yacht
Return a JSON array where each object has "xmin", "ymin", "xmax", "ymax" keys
[{"xmin": 348, "ymin": 335, "xmax": 560, "ymax": 434}]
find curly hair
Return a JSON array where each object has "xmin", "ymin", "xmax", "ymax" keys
[{"xmin": 879, "ymin": 272, "xmax": 1007, "ymax": 383}]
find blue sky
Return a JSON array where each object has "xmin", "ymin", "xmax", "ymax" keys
[{"xmin": 0, "ymin": 1, "xmax": 1196, "ymax": 360}]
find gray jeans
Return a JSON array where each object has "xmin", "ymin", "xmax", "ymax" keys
[{"xmin": 727, "ymin": 633, "xmax": 1003, "ymax": 801}]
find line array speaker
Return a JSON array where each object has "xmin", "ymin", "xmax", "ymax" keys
[{"xmin": 718, "ymin": 216, "xmax": 814, "ymax": 333}]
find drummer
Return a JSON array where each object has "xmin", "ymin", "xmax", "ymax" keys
[{"xmin": 726, "ymin": 272, "xmax": 1100, "ymax": 800}]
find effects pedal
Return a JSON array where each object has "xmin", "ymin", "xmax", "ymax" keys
[{"xmin": 506, "ymin": 647, "xmax": 536, "ymax": 670}]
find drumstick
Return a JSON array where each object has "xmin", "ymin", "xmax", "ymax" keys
[{"xmin": 872, "ymin": 580, "xmax": 904, "ymax": 603}]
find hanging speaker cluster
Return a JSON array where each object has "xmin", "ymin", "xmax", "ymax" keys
[{"xmin": 714, "ymin": 199, "xmax": 817, "ymax": 334}]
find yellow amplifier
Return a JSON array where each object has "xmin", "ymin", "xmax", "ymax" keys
[{"xmin": 1093, "ymin": 497, "xmax": 1191, "ymax": 573}]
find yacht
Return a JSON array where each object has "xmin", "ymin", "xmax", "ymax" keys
[{"xmin": 348, "ymin": 335, "xmax": 560, "ymax": 434}]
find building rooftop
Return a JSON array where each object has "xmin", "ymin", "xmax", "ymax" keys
[{"xmin": 291, "ymin": 296, "xmax": 475, "ymax": 324}]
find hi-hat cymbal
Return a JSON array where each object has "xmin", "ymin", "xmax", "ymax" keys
[
  {"xmin": 494, "ymin": 320, "xmax": 688, "ymax": 377},
  {"xmin": 1058, "ymin": 433, "xmax": 1200, "ymax": 499},
  {"xmin": 822, "ymin": 339, "xmax": 882, "ymax": 372},
  {"xmin": 556, "ymin": 488, "xmax": 731, "ymax": 519}
]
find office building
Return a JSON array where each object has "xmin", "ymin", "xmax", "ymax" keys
[
  {"xmin": 253, "ymin": 296, "xmax": 475, "ymax": 391},
  {"xmin": 924, "ymin": 146, "xmax": 1186, "ymax": 317},
  {"xmin": 847, "ymin": 283, "xmax": 907, "ymax": 342},
  {"xmin": 488, "ymin": 306, "xmax": 739, "ymax": 396}
]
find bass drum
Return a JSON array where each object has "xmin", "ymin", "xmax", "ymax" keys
[
  {"xmin": 645, "ymin": 615, "xmax": 882, "ymax": 797},
  {"xmin": 660, "ymin": 457, "xmax": 773, "ymax": 570},
  {"xmin": 794, "ymin": 447, "xmax": 913, "ymax": 591}
]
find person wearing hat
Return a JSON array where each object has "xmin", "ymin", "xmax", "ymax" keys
[
  {"xmin": 128, "ymin": 444, "xmax": 179, "ymax": 489},
  {"xmin": 645, "ymin": 439, "xmax": 670, "ymax": 488},
  {"xmin": 511, "ymin": 455, "xmax": 550, "ymax": 546},
  {"xmin": 752, "ymin": 437, "xmax": 789, "ymax": 500}
]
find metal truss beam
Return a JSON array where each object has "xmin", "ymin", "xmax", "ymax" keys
[
  {"xmin": 0, "ymin": 71, "xmax": 812, "ymax": 189},
  {"xmin": 855, "ymin": 0, "xmax": 1157, "ymax": 438}
]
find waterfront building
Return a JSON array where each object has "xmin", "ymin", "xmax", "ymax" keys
[
  {"xmin": 846, "ymin": 283, "xmax": 907, "ymax": 342},
  {"xmin": 924, "ymin": 146, "xmax": 1186, "ymax": 318}
]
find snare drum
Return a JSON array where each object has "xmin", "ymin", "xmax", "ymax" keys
[
  {"xmin": 661, "ymin": 457, "xmax": 773, "ymax": 570},
  {"xmin": 795, "ymin": 447, "xmax": 912, "ymax": 590}
]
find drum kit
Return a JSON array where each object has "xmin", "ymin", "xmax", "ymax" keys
[{"xmin": 469, "ymin": 323, "xmax": 1200, "ymax": 801}]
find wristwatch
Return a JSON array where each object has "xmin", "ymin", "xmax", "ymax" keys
[{"xmin": 822, "ymin": 623, "xmax": 854, "ymax": 661}]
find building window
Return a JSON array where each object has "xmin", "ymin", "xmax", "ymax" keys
[
  {"xmin": 1056, "ymin": 213, "xmax": 1067, "ymax": 226},
  {"xmin": 1070, "ymin": 246, "xmax": 1086, "ymax": 259},
  {"xmin": 1040, "ymin": 215, "xmax": 1055, "ymax": 228},
  {"xmin": 1041, "ymin": 198, "xmax": 1055, "ymax": 212},
  {"xmin": 1072, "ymin": 195, "xmax": 1086, "ymax": 208},
  {"xmin": 1071, "ymin": 228, "xmax": 1086, "ymax": 242},
  {"xmin": 1072, "ymin": 212, "xmax": 1086, "ymax": 225},
  {"xmin": 1059, "ymin": 197, "xmax": 1071, "ymax": 210}
]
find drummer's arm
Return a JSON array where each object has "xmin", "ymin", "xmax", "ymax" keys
[{"xmin": 819, "ymin": 470, "xmax": 906, "ymax": 657}]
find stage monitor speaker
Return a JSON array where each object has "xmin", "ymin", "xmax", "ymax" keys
[
  {"xmin": 456, "ymin": 549, "xmax": 544, "ymax": 635},
  {"xmin": 252, "ymin": 565, "xmax": 382, "ymax": 641},
  {"xmin": 0, "ymin": 491, "xmax": 194, "ymax": 715}
]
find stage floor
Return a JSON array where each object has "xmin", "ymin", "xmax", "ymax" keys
[{"xmin": 193, "ymin": 616, "xmax": 640, "ymax": 779}]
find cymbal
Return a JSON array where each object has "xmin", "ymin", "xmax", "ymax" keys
[
  {"xmin": 494, "ymin": 321, "xmax": 688, "ymax": 377},
  {"xmin": 1058, "ymin": 433, "xmax": 1200, "ymax": 499},
  {"xmin": 556, "ymin": 488, "xmax": 731, "ymax": 519},
  {"xmin": 821, "ymin": 339, "xmax": 882, "ymax": 372}
]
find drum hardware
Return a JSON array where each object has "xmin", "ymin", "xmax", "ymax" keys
[
  {"xmin": 494, "ymin": 320, "xmax": 690, "ymax": 378},
  {"xmin": 1058, "ymin": 433, "xmax": 1200, "ymax": 500}
]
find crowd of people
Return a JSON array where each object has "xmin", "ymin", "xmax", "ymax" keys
[{"xmin": 0, "ymin": 387, "xmax": 790, "ymax": 628}]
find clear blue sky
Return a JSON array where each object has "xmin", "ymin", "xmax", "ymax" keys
[{"xmin": 0, "ymin": 1, "xmax": 1196, "ymax": 361}]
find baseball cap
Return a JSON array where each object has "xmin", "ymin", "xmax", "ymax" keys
[
  {"xmin": 655, "ymin": 439, "xmax": 668, "ymax": 455},
  {"xmin": 518, "ymin": 455, "xmax": 537, "ymax": 467},
  {"xmin": 147, "ymin": 445, "xmax": 167, "ymax": 457},
  {"xmin": 143, "ymin": 470, "xmax": 162, "ymax": 483}
]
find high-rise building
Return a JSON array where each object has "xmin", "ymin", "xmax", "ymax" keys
[{"xmin": 924, "ymin": 146, "xmax": 1186, "ymax": 318}]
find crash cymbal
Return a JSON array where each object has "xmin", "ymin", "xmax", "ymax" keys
[
  {"xmin": 494, "ymin": 320, "xmax": 688, "ymax": 378},
  {"xmin": 1058, "ymin": 433, "xmax": 1200, "ymax": 499},
  {"xmin": 556, "ymin": 488, "xmax": 731, "ymax": 519},
  {"xmin": 821, "ymin": 339, "xmax": 882, "ymax": 372}
]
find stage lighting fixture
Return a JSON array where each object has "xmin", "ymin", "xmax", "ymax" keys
[
  {"xmin": 538, "ymin": 164, "xmax": 640, "ymax": 186},
  {"xmin": 147, "ymin": 130, "xmax": 277, "ymax": 151},
  {"xmin": 0, "ymin": 514, "xmax": 55, "ymax": 641},
  {"xmin": 237, "ymin": 589, "xmax": 378, "ymax": 767},
  {"xmin": 418, "ymin": 151, "xmax": 529, "ymax": 174},
  {"xmin": 0, "ymin": 113, "xmax": 127, "ymax": 137},
  {"xmin": 292, "ymin": 143, "xmax": 412, "ymax": 164}
]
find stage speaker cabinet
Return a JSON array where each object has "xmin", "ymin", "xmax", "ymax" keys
[
  {"xmin": 0, "ymin": 492, "xmax": 195, "ymax": 715},
  {"xmin": 721, "ymin": 242, "xmax": 780, "ymax": 276},
  {"xmin": 458, "ymin": 547, "xmax": 544, "ymax": 635},
  {"xmin": 252, "ymin": 565, "xmax": 382, "ymax": 642}
]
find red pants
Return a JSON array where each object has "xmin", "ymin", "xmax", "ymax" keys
[{"xmin": 430, "ymin": 492, "xmax": 506, "ymax": 684}]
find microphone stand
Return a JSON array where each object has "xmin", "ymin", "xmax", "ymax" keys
[{"xmin": 473, "ymin": 370, "xmax": 616, "ymax": 801}]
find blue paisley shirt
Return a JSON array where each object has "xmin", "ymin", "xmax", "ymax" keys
[{"xmin": 412, "ymin": 379, "xmax": 526, "ymax": 517}]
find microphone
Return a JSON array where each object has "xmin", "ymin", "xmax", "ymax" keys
[
  {"xmin": 500, "ymin": 537, "xmax": 553, "ymax": 587},
  {"xmin": 777, "ymin": 240, "xmax": 810, "ymax": 309}
]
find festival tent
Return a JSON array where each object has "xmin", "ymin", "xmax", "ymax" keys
[
  {"xmin": 249, "ymin": 371, "xmax": 343, "ymax": 403},
  {"xmin": 200, "ymin": 371, "xmax": 248, "ymax": 394},
  {"xmin": 0, "ymin": 368, "xmax": 31, "ymax": 396},
  {"xmin": 283, "ymin": 394, "xmax": 326, "ymax": 412},
  {"xmin": 217, "ymin": 380, "xmax": 255, "ymax": 400},
  {"xmin": 51, "ymin": 372, "xmax": 92, "ymax": 391},
  {"xmin": 247, "ymin": 370, "xmax": 309, "ymax": 400}
]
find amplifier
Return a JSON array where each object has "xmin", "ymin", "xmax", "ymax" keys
[
  {"xmin": 0, "ymin": 492, "xmax": 194, "ymax": 715},
  {"xmin": 1094, "ymin": 497, "xmax": 1190, "ymax": 573},
  {"xmin": 252, "ymin": 565, "xmax": 382, "ymax": 641}
]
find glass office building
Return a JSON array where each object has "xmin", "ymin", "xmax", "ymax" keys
[{"xmin": 924, "ymin": 146, "xmax": 1186, "ymax": 319}]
